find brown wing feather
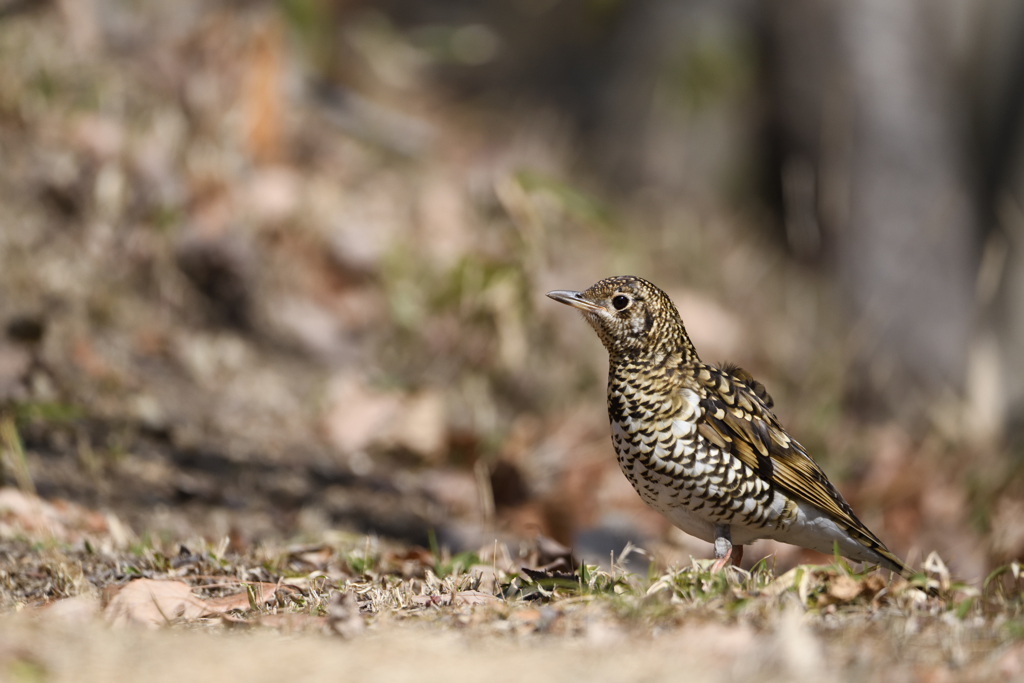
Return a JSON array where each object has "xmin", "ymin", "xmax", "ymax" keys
[{"xmin": 691, "ymin": 363, "xmax": 912, "ymax": 577}]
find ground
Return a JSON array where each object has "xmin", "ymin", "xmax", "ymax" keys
[{"xmin": 1, "ymin": 520, "xmax": 1024, "ymax": 682}]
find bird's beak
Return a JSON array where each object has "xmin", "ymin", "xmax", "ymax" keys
[{"xmin": 546, "ymin": 290, "xmax": 606, "ymax": 313}]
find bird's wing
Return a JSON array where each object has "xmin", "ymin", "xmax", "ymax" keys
[{"xmin": 684, "ymin": 362, "xmax": 912, "ymax": 576}]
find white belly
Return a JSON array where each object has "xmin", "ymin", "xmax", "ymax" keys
[{"xmin": 611, "ymin": 419, "xmax": 781, "ymax": 547}]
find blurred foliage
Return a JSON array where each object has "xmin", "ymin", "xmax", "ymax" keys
[{"xmin": 664, "ymin": 30, "xmax": 756, "ymax": 113}]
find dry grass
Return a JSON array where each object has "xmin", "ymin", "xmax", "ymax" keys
[{"xmin": 3, "ymin": 527, "xmax": 1024, "ymax": 682}]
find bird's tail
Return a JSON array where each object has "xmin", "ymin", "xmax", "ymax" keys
[{"xmin": 854, "ymin": 533, "xmax": 936, "ymax": 595}]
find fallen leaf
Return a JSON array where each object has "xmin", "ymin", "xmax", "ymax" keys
[
  {"xmin": 396, "ymin": 391, "xmax": 445, "ymax": 459},
  {"xmin": 287, "ymin": 545, "xmax": 334, "ymax": 569},
  {"xmin": 417, "ymin": 469, "xmax": 480, "ymax": 520},
  {"xmin": 0, "ymin": 489, "xmax": 113, "ymax": 543},
  {"xmin": 384, "ymin": 547, "xmax": 435, "ymax": 564},
  {"xmin": 381, "ymin": 546, "xmax": 434, "ymax": 577},
  {"xmin": 322, "ymin": 376, "xmax": 447, "ymax": 462},
  {"xmin": 220, "ymin": 612, "xmax": 252, "ymax": 628},
  {"xmin": 104, "ymin": 579, "xmax": 281, "ymax": 628},
  {"xmin": 202, "ymin": 582, "xmax": 281, "ymax": 614},
  {"xmin": 104, "ymin": 580, "xmax": 205, "ymax": 628},
  {"xmin": 451, "ymin": 590, "xmax": 499, "ymax": 606},
  {"xmin": 816, "ymin": 574, "xmax": 862, "ymax": 606},
  {"xmin": 322, "ymin": 375, "xmax": 403, "ymax": 455},
  {"xmin": 861, "ymin": 574, "xmax": 887, "ymax": 600},
  {"xmin": 828, "ymin": 575, "xmax": 862, "ymax": 601}
]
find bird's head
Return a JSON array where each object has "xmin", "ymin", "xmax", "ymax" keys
[{"xmin": 547, "ymin": 275, "xmax": 696, "ymax": 362}]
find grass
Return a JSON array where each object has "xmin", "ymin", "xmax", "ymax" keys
[
  {"xmin": 0, "ymin": 415, "xmax": 35, "ymax": 494},
  {"xmin": 0, "ymin": 531, "xmax": 1011, "ymax": 623},
  {"xmin": 3, "ymin": 531, "xmax": 1024, "ymax": 680}
]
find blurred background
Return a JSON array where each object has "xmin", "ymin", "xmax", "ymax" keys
[{"xmin": 2, "ymin": 0, "xmax": 1024, "ymax": 582}]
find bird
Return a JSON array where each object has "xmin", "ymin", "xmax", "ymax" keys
[{"xmin": 547, "ymin": 275, "xmax": 914, "ymax": 578}]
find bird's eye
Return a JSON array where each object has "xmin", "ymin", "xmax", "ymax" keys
[{"xmin": 611, "ymin": 295, "xmax": 630, "ymax": 311}]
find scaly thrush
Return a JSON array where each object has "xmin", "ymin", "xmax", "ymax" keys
[{"xmin": 547, "ymin": 275, "xmax": 912, "ymax": 576}]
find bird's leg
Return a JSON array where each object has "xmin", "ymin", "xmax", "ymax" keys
[
  {"xmin": 732, "ymin": 544, "xmax": 744, "ymax": 567},
  {"xmin": 710, "ymin": 525, "xmax": 732, "ymax": 572}
]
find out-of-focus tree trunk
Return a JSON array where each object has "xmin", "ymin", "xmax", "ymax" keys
[
  {"xmin": 978, "ymin": 0, "xmax": 1024, "ymax": 446},
  {"xmin": 835, "ymin": 0, "xmax": 979, "ymax": 414},
  {"xmin": 765, "ymin": 0, "xmax": 1024, "ymax": 440}
]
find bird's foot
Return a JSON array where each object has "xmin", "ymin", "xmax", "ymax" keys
[
  {"xmin": 710, "ymin": 548, "xmax": 732, "ymax": 573},
  {"xmin": 711, "ymin": 525, "xmax": 739, "ymax": 572}
]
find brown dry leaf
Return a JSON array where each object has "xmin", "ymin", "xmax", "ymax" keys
[
  {"xmin": 202, "ymin": 582, "xmax": 281, "ymax": 614},
  {"xmin": 288, "ymin": 545, "xmax": 334, "ymax": 569},
  {"xmin": 0, "ymin": 488, "xmax": 113, "ymax": 543},
  {"xmin": 860, "ymin": 574, "xmax": 887, "ymax": 600},
  {"xmin": 322, "ymin": 376, "xmax": 446, "ymax": 462},
  {"xmin": 381, "ymin": 546, "xmax": 434, "ymax": 577},
  {"xmin": 383, "ymin": 547, "xmax": 434, "ymax": 565},
  {"xmin": 397, "ymin": 392, "xmax": 446, "ymax": 460},
  {"xmin": 817, "ymin": 574, "xmax": 862, "ymax": 606},
  {"xmin": 418, "ymin": 469, "xmax": 480, "ymax": 517},
  {"xmin": 219, "ymin": 612, "xmax": 252, "ymax": 628},
  {"xmin": 50, "ymin": 499, "xmax": 109, "ymax": 534},
  {"xmin": 829, "ymin": 574, "xmax": 863, "ymax": 601},
  {"xmin": 323, "ymin": 376, "xmax": 404, "ymax": 454},
  {"xmin": 104, "ymin": 580, "xmax": 206, "ymax": 628},
  {"xmin": 105, "ymin": 580, "xmax": 281, "ymax": 628},
  {"xmin": 451, "ymin": 590, "xmax": 500, "ymax": 607}
]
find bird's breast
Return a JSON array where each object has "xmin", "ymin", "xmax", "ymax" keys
[{"xmin": 607, "ymin": 375, "xmax": 783, "ymax": 536}]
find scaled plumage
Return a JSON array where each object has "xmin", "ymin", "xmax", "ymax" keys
[{"xmin": 547, "ymin": 275, "xmax": 913, "ymax": 577}]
